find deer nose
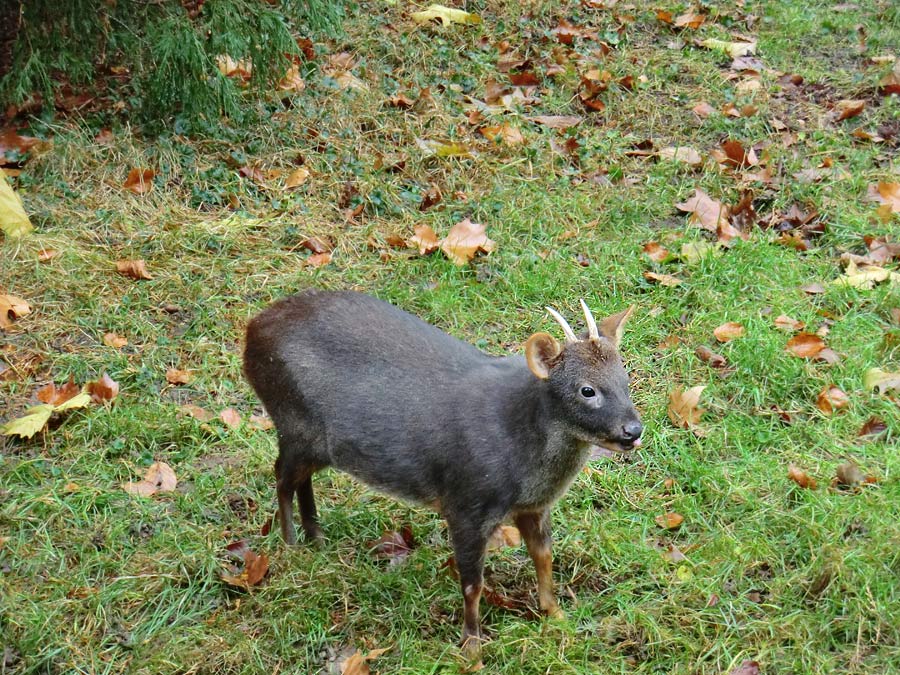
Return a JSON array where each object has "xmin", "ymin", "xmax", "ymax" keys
[{"xmin": 622, "ymin": 421, "xmax": 643, "ymax": 441}]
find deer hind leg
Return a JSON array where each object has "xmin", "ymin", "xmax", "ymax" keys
[
  {"xmin": 514, "ymin": 510, "xmax": 563, "ymax": 619},
  {"xmin": 275, "ymin": 436, "xmax": 324, "ymax": 545}
]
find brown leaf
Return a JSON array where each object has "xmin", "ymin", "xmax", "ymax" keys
[
  {"xmin": 816, "ymin": 385, "xmax": 848, "ymax": 415},
  {"xmin": 718, "ymin": 140, "xmax": 753, "ymax": 168},
  {"xmin": 675, "ymin": 189, "xmax": 730, "ymax": 233},
  {"xmin": 674, "ymin": 11, "xmax": 705, "ymax": 29},
  {"xmin": 696, "ymin": 345, "xmax": 728, "ymax": 368},
  {"xmin": 509, "ymin": 71, "xmax": 541, "ymax": 87},
  {"xmin": 180, "ymin": 404, "xmax": 214, "ymax": 422},
  {"xmin": 834, "ymin": 99, "xmax": 866, "ymax": 121},
  {"xmin": 858, "ymin": 417, "xmax": 887, "ymax": 439},
  {"xmin": 37, "ymin": 249, "xmax": 61, "ymax": 262},
  {"xmin": 668, "ymin": 385, "xmax": 705, "ymax": 429},
  {"xmin": 411, "ymin": 224, "xmax": 440, "ymax": 255},
  {"xmin": 304, "ymin": 252, "xmax": 332, "ymax": 267},
  {"xmin": 221, "ymin": 549, "xmax": 270, "ymax": 589},
  {"xmin": 87, "ymin": 372, "xmax": 119, "ymax": 403},
  {"xmin": 480, "ymin": 124, "xmax": 525, "ymax": 146},
  {"xmin": 0, "ymin": 294, "xmax": 31, "ymax": 330},
  {"xmin": 284, "ymin": 167, "xmax": 310, "ymax": 189},
  {"xmin": 655, "ymin": 512, "xmax": 684, "ymax": 530},
  {"xmin": 835, "ymin": 461, "xmax": 863, "ymax": 487},
  {"xmin": 277, "ymin": 65, "xmax": 305, "ymax": 91},
  {"xmin": 644, "ymin": 271, "xmax": 682, "ymax": 286},
  {"xmin": 658, "ymin": 146, "xmax": 703, "ymax": 166},
  {"xmin": 36, "ymin": 377, "xmax": 82, "ymax": 406},
  {"xmin": 729, "ymin": 661, "xmax": 761, "ymax": 675},
  {"xmin": 248, "ymin": 413, "xmax": 274, "ymax": 430},
  {"xmin": 774, "ymin": 315, "xmax": 804, "ymax": 332},
  {"xmin": 867, "ymin": 182, "xmax": 900, "ymax": 213},
  {"xmin": 219, "ymin": 407, "xmax": 242, "ymax": 429},
  {"xmin": 801, "ymin": 282, "xmax": 827, "ymax": 295},
  {"xmin": 441, "ymin": 218, "xmax": 495, "ymax": 265},
  {"xmin": 300, "ymin": 236, "xmax": 332, "ymax": 254},
  {"xmin": 692, "ymin": 101, "xmax": 715, "ymax": 118},
  {"xmin": 369, "ymin": 528, "xmax": 416, "ymax": 565},
  {"xmin": 165, "ymin": 368, "xmax": 193, "ymax": 385},
  {"xmin": 788, "ymin": 464, "xmax": 817, "ymax": 489},
  {"xmin": 528, "ymin": 115, "xmax": 582, "ymax": 129},
  {"xmin": 420, "ymin": 186, "xmax": 442, "ymax": 211},
  {"xmin": 642, "ymin": 241, "xmax": 670, "ymax": 262},
  {"xmin": 123, "ymin": 168, "xmax": 155, "ymax": 194},
  {"xmin": 116, "ymin": 259, "xmax": 153, "ymax": 280},
  {"xmin": 103, "ymin": 332, "xmax": 128, "ymax": 348},
  {"xmin": 486, "ymin": 525, "xmax": 521, "ymax": 550},
  {"xmin": 714, "ymin": 321, "xmax": 745, "ymax": 342},
  {"xmin": 786, "ymin": 333, "xmax": 825, "ymax": 358},
  {"xmin": 122, "ymin": 461, "xmax": 178, "ymax": 496}
]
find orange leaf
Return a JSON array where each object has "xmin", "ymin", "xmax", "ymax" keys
[
  {"xmin": 116, "ymin": 259, "xmax": 153, "ymax": 280},
  {"xmin": 674, "ymin": 11, "xmax": 704, "ymax": 29},
  {"xmin": 166, "ymin": 368, "xmax": 193, "ymax": 385},
  {"xmin": 219, "ymin": 407, "xmax": 242, "ymax": 429},
  {"xmin": 787, "ymin": 464, "xmax": 817, "ymax": 489},
  {"xmin": 643, "ymin": 271, "xmax": 682, "ymax": 286},
  {"xmin": 180, "ymin": 404, "xmax": 214, "ymax": 422},
  {"xmin": 86, "ymin": 372, "xmax": 119, "ymax": 403},
  {"xmin": 123, "ymin": 168, "xmax": 155, "ymax": 194},
  {"xmin": 36, "ymin": 377, "xmax": 81, "ymax": 406},
  {"xmin": 867, "ymin": 182, "xmax": 900, "ymax": 213},
  {"xmin": 713, "ymin": 321, "xmax": 745, "ymax": 342},
  {"xmin": 642, "ymin": 241, "xmax": 670, "ymax": 262},
  {"xmin": 122, "ymin": 461, "xmax": 177, "ymax": 496},
  {"xmin": 411, "ymin": 224, "xmax": 440, "ymax": 255},
  {"xmin": 440, "ymin": 218, "xmax": 495, "ymax": 265},
  {"xmin": 0, "ymin": 294, "xmax": 31, "ymax": 330},
  {"xmin": 304, "ymin": 251, "xmax": 332, "ymax": 267},
  {"xmin": 284, "ymin": 167, "xmax": 310, "ymax": 189},
  {"xmin": 675, "ymin": 189, "xmax": 730, "ymax": 233},
  {"xmin": 785, "ymin": 333, "xmax": 825, "ymax": 358},
  {"xmin": 815, "ymin": 385, "xmax": 848, "ymax": 415},
  {"xmin": 834, "ymin": 99, "xmax": 866, "ymax": 121},
  {"xmin": 103, "ymin": 332, "xmax": 128, "ymax": 348},
  {"xmin": 668, "ymin": 385, "xmax": 705, "ymax": 429},
  {"xmin": 480, "ymin": 124, "xmax": 525, "ymax": 146},
  {"xmin": 655, "ymin": 512, "xmax": 684, "ymax": 529},
  {"xmin": 773, "ymin": 315, "xmax": 804, "ymax": 332}
]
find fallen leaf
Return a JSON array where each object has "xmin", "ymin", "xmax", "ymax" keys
[
  {"xmin": 835, "ymin": 99, "xmax": 866, "ymax": 121},
  {"xmin": 863, "ymin": 367, "xmax": 900, "ymax": 394},
  {"xmin": 801, "ymin": 283, "xmax": 827, "ymax": 295},
  {"xmin": 698, "ymin": 38, "xmax": 756, "ymax": 58},
  {"xmin": 0, "ymin": 294, "xmax": 31, "ymax": 330},
  {"xmin": 216, "ymin": 55, "xmax": 252, "ymax": 80},
  {"xmin": 644, "ymin": 271, "xmax": 682, "ymax": 286},
  {"xmin": 304, "ymin": 252, "xmax": 332, "ymax": 267},
  {"xmin": 668, "ymin": 385, "xmax": 705, "ymax": 429},
  {"xmin": 103, "ymin": 332, "xmax": 128, "ymax": 348},
  {"xmin": 416, "ymin": 138, "xmax": 476, "ymax": 158},
  {"xmin": 0, "ymin": 128, "xmax": 41, "ymax": 163},
  {"xmin": 369, "ymin": 527, "xmax": 416, "ymax": 565},
  {"xmin": 729, "ymin": 661, "xmax": 761, "ymax": 675},
  {"xmin": 219, "ymin": 407, "xmax": 242, "ymax": 429},
  {"xmin": 788, "ymin": 464, "xmax": 817, "ymax": 489},
  {"xmin": 655, "ymin": 512, "xmax": 684, "ymax": 530},
  {"xmin": 680, "ymin": 241, "xmax": 719, "ymax": 264},
  {"xmin": 786, "ymin": 333, "xmax": 825, "ymax": 358},
  {"xmin": 487, "ymin": 525, "xmax": 521, "ymax": 550},
  {"xmin": 36, "ymin": 377, "xmax": 82, "ymax": 406},
  {"xmin": 816, "ymin": 385, "xmax": 848, "ymax": 415},
  {"xmin": 836, "ymin": 461, "xmax": 863, "ymax": 487},
  {"xmin": 663, "ymin": 543, "xmax": 687, "ymax": 562},
  {"xmin": 692, "ymin": 101, "xmax": 715, "ymax": 118},
  {"xmin": 284, "ymin": 167, "xmax": 310, "ymax": 189},
  {"xmin": 714, "ymin": 321, "xmax": 745, "ymax": 342},
  {"xmin": 866, "ymin": 182, "xmax": 900, "ymax": 213},
  {"xmin": 480, "ymin": 124, "xmax": 525, "ymax": 146},
  {"xmin": 339, "ymin": 647, "xmax": 391, "ymax": 675},
  {"xmin": 440, "ymin": 218, "xmax": 495, "ymax": 265},
  {"xmin": 832, "ymin": 261, "xmax": 900, "ymax": 289},
  {"xmin": 123, "ymin": 168, "xmax": 155, "ymax": 195},
  {"xmin": 116, "ymin": 259, "xmax": 153, "ymax": 280},
  {"xmin": 180, "ymin": 404, "xmax": 214, "ymax": 422},
  {"xmin": 300, "ymin": 236, "xmax": 332, "ymax": 254},
  {"xmin": 0, "ymin": 169, "xmax": 34, "ymax": 238},
  {"xmin": 221, "ymin": 549, "xmax": 270, "ymax": 589},
  {"xmin": 0, "ymin": 405, "xmax": 54, "ymax": 438},
  {"xmin": 658, "ymin": 146, "xmax": 703, "ymax": 166},
  {"xmin": 858, "ymin": 417, "xmax": 887, "ymax": 439},
  {"xmin": 674, "ymin": 11, "xmax": 705, "ymax": 29},
  {"xmin": 411, "ymin": 4, "xmax": 481, "ymax": 26},
  {"xmin": 675, "ymin": 189, "xmax": 730, "ymax": 233},
  {"xmin": 165, "ymin": 368, "xmax": 193, "ymax": 385},
  {"xmin": 248, "ymin": 413, "xmax": 274, "ymax": 430},
  {"xmin": 87, "ymin": 373, "xmax": 119, "ymax": 403},
  {"xmin": 122, "ymin": 461, "xmax": 178, "ymax": 496},
  {"xmin": 642, "ymin": 241, "xmax": 670, "ymax": 262},
  {"xmin": 696, "ymin": 345, "xmax": 728, "ymax": 368},
  {"xmin": 37, "ymin": 249, "xmax": 60, "ymax": 262},
  {"xmin": 277, "ymin": 65, "xmax": 305, "ymax": 91},
  {"xmin": 528, "ymin": 115, "xmax": 582, "ymax": 129},
  {"xmin": 774, "ymin": 315, "xmax": 804, "ymax": 332},
  {"xmin": 411, "ymin": 224, "xmax": 440, "ymax": 255}
]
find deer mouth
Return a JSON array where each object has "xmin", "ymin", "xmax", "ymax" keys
[{"xmin": 597, "ymin": 437, "xmax": 642, "ymax": 453}]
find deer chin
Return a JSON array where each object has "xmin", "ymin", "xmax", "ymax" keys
[{"xmin": 597, "ymin": 437, "xmax": 642, "ymax": 454}]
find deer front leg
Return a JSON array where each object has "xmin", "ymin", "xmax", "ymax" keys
[
  {"xmin": 447, "ymin": 519, "xmax": 491, "ymax": 665},
  {"xmin": 514, "ymin": 510, "xmax": 563, "ymax": 619}
]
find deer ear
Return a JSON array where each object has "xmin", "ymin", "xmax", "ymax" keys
[
  {"xmin": 599, "ymin": 305, "xmax": 635, "ymax": 348},
  {"xmin": 525, "ymin": 332, "xmax": 561, "ymax": 380}
]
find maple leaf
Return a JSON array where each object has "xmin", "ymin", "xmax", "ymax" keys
[
  {"xmin": 122, "ymin": 461, "xmax": 178, "ymax": 496},
  {"xmin": 440, "ymin": 218, "xmax": 495, "ymax": 265},
  {"xmin": 0, "ymin": 169, "xmax": 34, "ymax": 238},
  {"xmin": 123, "ymin": 168, "xmax": 155, "ymax": 195},
  {"xmin": 668, "ymin": 386, "xmax": 706, "ymax": 429},
  {"xmin": 642, "ymin": 241, "xmax": 670, "ymax": 262},
  {"xmin": 866, "ymin": 182, "xmax": 900, "ymax": 213},
  {"xmin": 480, "ymin": 124, "xmax": 525, "ymax": 146},
  {"xmin": 675, "ymin": 189, "xmax": 730, "ymax": 233},
  {"xmin": 37, "ymin": 377, "xmax": 82, "ymax": 406},
  {"xmin": 0, "ymin": 294, "xmax": 31, "ymax": 330},
  {"xmin": 411, "ymin": 224, "xmax": 440, "ymax": 255}
]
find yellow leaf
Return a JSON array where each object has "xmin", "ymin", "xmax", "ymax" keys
[
  {"xmin": 1, "ymin": 405, "xmax": 53, "ymax": 438},
  {"xmin": 0, "ymin": 168, "xmax": 34, "ymax": 238},
  {"xmin": 53, "ymin": 392, "xmax": 92, "ymax": 412},
  {"xmin": 416, "ymin": 138, "xmax": 476, "ymax": 158},
  {"xmin": 699, "ymin": 38, "xmax": 757, "ymax": 58},
  {"xmin": 832, "ymin": 261, "xmax": 900, "ymax": 289},
  {"xmin": 863, "ymin": 368, "xmax": 900, "ymax": 394},
  {"xmin": 411, "ymin": 4, "xmax": 482, "ymax": 26}
]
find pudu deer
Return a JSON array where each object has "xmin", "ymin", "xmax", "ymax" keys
[{"xmin": 243, "ymin": 290, "xmax": 642, "ymax": 661}]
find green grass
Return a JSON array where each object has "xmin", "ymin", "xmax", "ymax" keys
[{"xmin": 2, "ymin": 0, "xmax": 900, "ymax": 673}]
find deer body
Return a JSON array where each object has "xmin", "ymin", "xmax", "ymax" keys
[{"xmin": 243, "ymin": 289, "xmax": 642, "ymax": 663}]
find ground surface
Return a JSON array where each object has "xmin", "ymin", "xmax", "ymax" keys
[{"xmin": 1, "ymin": 0, "xmax": 899, "ymax": 673}]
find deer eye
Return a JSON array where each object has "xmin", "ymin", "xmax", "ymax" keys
[{"xmin": 580, "ymin": 386, "xmax": 596, "ymax": 398}]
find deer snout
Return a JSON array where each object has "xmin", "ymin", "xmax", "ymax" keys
[{"xmin": 622, "ymin": 420, "xmax": 643, "ymax": 442}]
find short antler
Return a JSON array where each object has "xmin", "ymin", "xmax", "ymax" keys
[
  {"xmin": 545, "ymin": 306, "xmax": 578, "ymax": 343},
  {"xmin": 579, "ymin": 298, "xmax": 599, "ymax": 340}
]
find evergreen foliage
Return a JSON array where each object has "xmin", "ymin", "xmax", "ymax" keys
[{"xmin": 0, "ymin": 0, "xmax": 342, "ymax": 124}]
